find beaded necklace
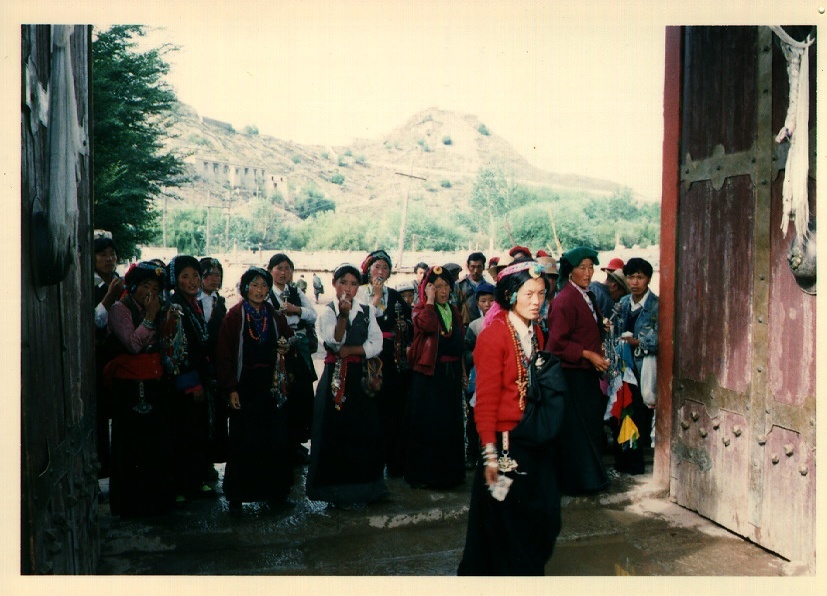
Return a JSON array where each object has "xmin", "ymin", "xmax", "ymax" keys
[
  {"xmin": 243, "ymin": 301, "xmax": 269, "ymax": 342},
  {"xmin": 505, "ymin": 314, "xmax": 539, "ymax": 411}
]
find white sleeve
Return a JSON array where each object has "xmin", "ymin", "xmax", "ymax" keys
[
  {"xmin": 318, "ymin": 303, "xmax": 341, "ymax": 350},
  {"xmin": 94, "ymin": 301, "xmax": 108, "ymax": 328},
  {"xmin": 362, "ymin": 304, "xmax": 383, "ymax": 359},
  {"xmin": 297, "ymin": 288, "xmax": 317, "ymax": 323}
]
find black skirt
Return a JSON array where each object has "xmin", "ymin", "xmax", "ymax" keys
[
  {"xmin": 458, "ymin": 433, "xmax": 561, "ymax": 575},
  {"xmin": 109, "ymin": 378, "xmax": 174, "ymax": 516},
  {"xmin": 556, "ymin": 368, "xmax": 610, "ymax": 494},
  {"xmin": 223, "ymin": 364, "xmax": 293, "ymax": 503},
  {"xmin": 306, "ymin": 360, "xmax": 387, "ymax": 505},
  {"xmin": 403, "ymin": 360, "xmax": 465, "ymax": 488}
]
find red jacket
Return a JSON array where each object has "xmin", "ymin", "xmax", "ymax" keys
[
  {"xmin": 546, "ymin": 281, "xmax": 603, "ymax": 369},
  {"xmin": 473, "ymin": 310, "xmax": 544, "ymax": 445},
  {"xmin": 408, "ymin": 301, "xmax": 463, "ymax": 376}
]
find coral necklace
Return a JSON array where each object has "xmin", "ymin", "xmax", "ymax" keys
[
  {"xmin": 244, "ymin": 302, "xmax": 269, "ymax": 341},
  {"xmin": 505, "ymin": 314, "xmax": 539, "ymax": 412}
]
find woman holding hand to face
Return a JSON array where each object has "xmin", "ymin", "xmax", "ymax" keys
[
  {"xmin": 305, "ymin": 264, "xmax": 387, "ymax": 506},
  {"xmin": 104, "ymin": 262, "xmax": 173, "ymax": 516},
  {"xmin": 355, "ymin": 250, "xmax": 412, "ymax": 477},
  {"xmin": 404, "ymin": 265, "xmax": 466, "ymax": 489}
]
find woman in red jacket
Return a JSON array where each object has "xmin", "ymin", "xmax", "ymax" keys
[
  {"xmin": 547, "ymin": 246, "xmax": 611, "ymax": 495},
  {"xmin": 458, "ymin": 258, "xmax": 560, "ymax": 575},
  {"xmin": 404, "ymin": 265, "xmax": 466, "ymax": 489}
]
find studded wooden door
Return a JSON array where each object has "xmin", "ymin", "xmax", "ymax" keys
[{"xmin": 667, "ymin": 26, "xmax": 816, "ymax": 570}]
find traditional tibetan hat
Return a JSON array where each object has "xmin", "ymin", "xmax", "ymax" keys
[
  {"xmin": 361, "ymin": 249, "xmax": 393, "ymax": 276},
  {"xmin": 561, "ymin": 246, "xmax": 599, "ymax": 268},
  {"xmin": 509, "ymin": 245, "xmax": 532, "ymax": 258}
]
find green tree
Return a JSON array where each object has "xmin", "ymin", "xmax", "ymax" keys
[
  {"xmin": 469, "ymin": 168, "xmax": 519, "ymax": 251},
  {"xmin": 291, "ymin": 186, "xmax": 336, "ymax": 219},
  {"xmin": 92, "ymin": 25, "xmax": 189, "ymax": 258}
]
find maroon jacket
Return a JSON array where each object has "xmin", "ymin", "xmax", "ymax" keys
[
  {"xmin": 546, "ymin": 281, "xmax": 603, "ymax": 369},
  {"xmin": 215, "ymin": 300, "xmax": 294, "ymax": 394},
  {"xmin": 408, "ymin": 301, "xmax": 464, "ymax": 376}
]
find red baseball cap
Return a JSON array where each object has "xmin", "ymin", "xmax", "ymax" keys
[{"xmin": 601, "ymin": 257, "xmax": 625, "ymax": 272}]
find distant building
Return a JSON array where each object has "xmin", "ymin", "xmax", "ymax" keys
[{"xmin": 190, "ymin": 155, "xmax": 276, "ymax": 193}]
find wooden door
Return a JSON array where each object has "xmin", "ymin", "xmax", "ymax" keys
[
  {"xmin": 667, "ymin": 26, "xmax": 816, "ymax": 570},
  {"xmin": 21, "ymin": 24, "xmax": 99, "ymax": 574}
]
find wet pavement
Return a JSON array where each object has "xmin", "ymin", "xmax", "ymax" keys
[{"xmin": 96, "ymin": 450, "xmax": 803, "ymax": 577}]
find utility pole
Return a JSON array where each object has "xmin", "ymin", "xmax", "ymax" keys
[
  {"xmin": 394, "ymin": 166, "xmax": 426, "ymax": 271},
  {"xmin": 162, "ymin": 195, "xmax": 168, "ymax": 248}
]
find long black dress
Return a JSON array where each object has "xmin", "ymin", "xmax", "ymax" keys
[
  {"xmin": 458, "ymin": 435, "xmax": 560, "ymax": 575},
  {"xmin": 404, "ymin": 308, "xmax": 466, "ymax": 489},
  {"xmin": 216, "ymin": 301, "xmax": 294, "ymax": 504},
  {"xmin": 306, "ymin": 303, "xmax": 387, "ymax": 505},
  {"xmin": 358, "ymin": 286, "xmax": 412, "ymax": 477},
  {"xmin": 106, "ymin": 297, "xmax": 174, "ymax": 516},
  {"xmin": 201, "ymin": 291, "xmax": 229, "ymax": 465},
  {"xmin": 163, "ymin": 292, "xmax": 214, "ymax": 497},
  {"xmin": 268, "ymin": 284, "xmax": 318, "ymax": 463}
]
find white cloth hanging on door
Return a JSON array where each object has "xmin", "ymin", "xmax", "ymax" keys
[{"xmin": 770, "ymin": 26, "xmax": 814, "ymax": 241}]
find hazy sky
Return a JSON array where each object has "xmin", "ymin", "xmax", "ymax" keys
[
  {"xmin": 6, "ymin": 0, "xmax": 820, "ymax": 205},
  {"xmin": 127, "ymin": 2, "xmax": 667, "ymax": 200}
]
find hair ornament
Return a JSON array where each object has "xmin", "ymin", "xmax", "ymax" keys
[{"xmin": 497, "ymin": 260, "xmax": 544, "ymax": 281}]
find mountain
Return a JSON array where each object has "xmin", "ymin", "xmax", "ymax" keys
[{"xmin": 165, "ymin": 103, "xmax": 626, "ymax": 218}]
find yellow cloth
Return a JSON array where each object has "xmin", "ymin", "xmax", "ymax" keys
[{"xmin": 617, "ymin": 415, "xmax": 640, "ymax": 445}]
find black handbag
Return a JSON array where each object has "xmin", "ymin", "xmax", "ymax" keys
[{"xmin": 509, "ymin": 350, "xmax": 567, "ymax": 447}]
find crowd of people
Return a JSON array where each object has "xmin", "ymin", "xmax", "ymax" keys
[{"xmin": 93, "ymin": 236, "xmax": 658, "ymax": 575}]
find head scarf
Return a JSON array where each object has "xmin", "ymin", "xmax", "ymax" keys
[
  {"xmin": 360, "ymin": 250, "xmax": 393, "ymax": 283},
  {"xmin": 167, "ymin": 255, "xmax": 201, "ymax": 290},
  {"xmin": 496, "ymin": 259, "xmax": 545, "ymax": 282},
  {"xmin": 417, "ymin": 265, "xmax": 455, "ymax": 304},
  {"xmin": 558, "ymin": 246, "xmax": 599, "ymax": 291}
]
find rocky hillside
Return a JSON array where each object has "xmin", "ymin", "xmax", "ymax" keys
[{"xmin": 165, "ymin": 103, "xmax": 625, "ymax": 220}]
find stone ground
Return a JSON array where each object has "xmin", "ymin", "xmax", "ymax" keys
[{"xmin": 95, "ymin": 450, "xmax": 806, "ymax": 579}]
